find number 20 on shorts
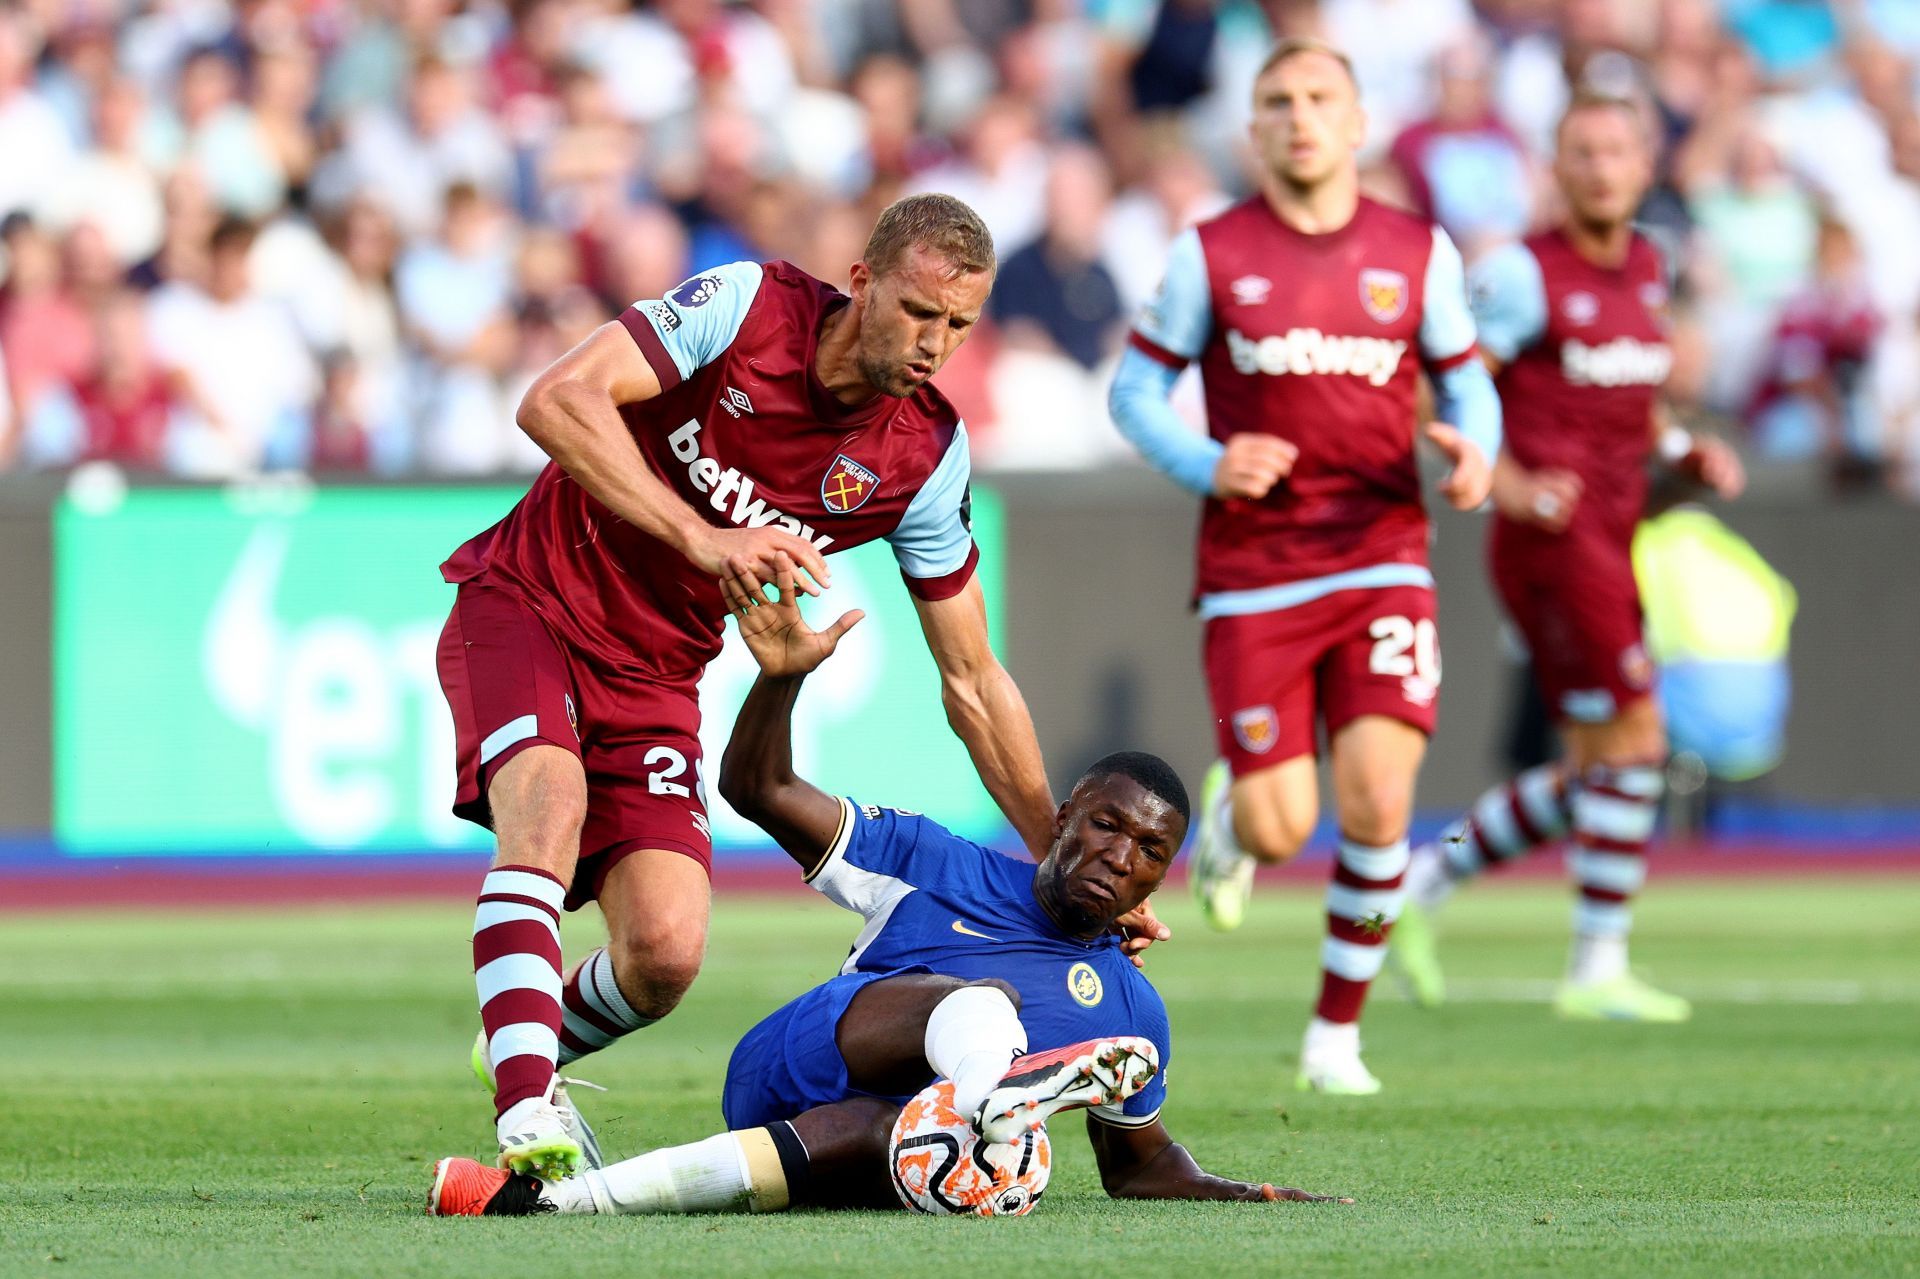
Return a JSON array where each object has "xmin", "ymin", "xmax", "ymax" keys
[{"xmin": 1368, "ymin": 615, "xmax": 1440, "ymax": 685}]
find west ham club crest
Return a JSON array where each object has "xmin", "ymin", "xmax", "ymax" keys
[
  {"xmin": 1358, "ymin": 268, "xmax": 1409, "ymax": 324},
  {"xmin": 1232, "ymin": 705, "xmax": 1279, "ymax": 755},
  {"xmin": 821, "ymin": 455, "xmax": 880, "ymax": 514}
]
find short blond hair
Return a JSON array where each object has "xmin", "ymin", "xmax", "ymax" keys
[
  {"xmin": 1556, "ymin": 90, "xmax": 1652, "ymax": 146},
  {"xmin": 1255, "ymin": 37, "xmax": 1358, "ymax": 91},
  {"xmin": 862, "ymin": 193, "xmax": 995, "ymax": 279}
]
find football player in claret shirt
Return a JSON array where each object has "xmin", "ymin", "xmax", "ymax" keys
[
  {"xmin": 425, "ymin": 560, "xmax": 1347, "ymax": 1218},
  {"xmin": 1109, "ymin": 38, "xmax": 1502, "ymax": 1095},
  {"xmin": 1390, "ymin": 94, "xmax": 1744, "ymax": 1023},
  {"xmin": 438, "ymin": 195, "xmax": 1165, "ymax": 1179}
]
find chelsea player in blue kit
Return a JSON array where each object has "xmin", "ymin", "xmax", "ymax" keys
[{"xmin": 429, "ymin": 555, "xmax": 1345, "ymax": 1217}]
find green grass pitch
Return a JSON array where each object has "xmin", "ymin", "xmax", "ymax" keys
[{"xmin": 3, "ymin": 878, "xmax": 1916, "ymax": 1277}]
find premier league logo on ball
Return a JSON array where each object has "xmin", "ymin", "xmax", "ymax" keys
[{"xmin": 821, "ymin": 455, "xmax": 880, "ymax": 514}]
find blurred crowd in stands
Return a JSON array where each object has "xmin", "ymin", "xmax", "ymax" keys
[{"xmin": 1, "ymin": 0, "xmax": 1918, "ymax": 496}]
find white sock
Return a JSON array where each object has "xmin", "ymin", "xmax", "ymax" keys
[
  {"xmin": 1213, "ymin": 780, "xmax": 1251, "ymax": 863},
  {"xmin": 559, "ymin": 1129, "xmax": 792, "ymax": 1215},
  {"xmin": 924, "ymin": 984, "xmax": 1027, "ymax": 1118},
  {"xmin": 1405, "ymin": 844, "xmax": 1455, "ymax": 912},
  {"xmin": 1303, "ymin": 1016, "xmax": 1360, "ymax": 1058},
  {"xmin": 1568, "ymin": 933, "xmax": 1629, "ymax": 985},
  {"xmin": 495, "ymin": 1091, "xmax": 552, "ymax": 1142}
]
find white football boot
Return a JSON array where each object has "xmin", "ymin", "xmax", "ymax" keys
[
  {"xmin": 972, "ymin": 1037, "xmax": 1161, "ymax": 1145},
  {"xmin": 1295, "ymin": 1019, "xmax": 1383, "ymax": 1096},
  {"xmin": 1191, "ymin": 760, "xmax": 1256, "ymax": 932},
  {"xmin": 472, "ymin": 1030, "xmax": 606, "ymax": 1172}
]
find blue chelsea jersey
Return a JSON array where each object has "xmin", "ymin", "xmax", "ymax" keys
[{"xmin": 805, "ymin": 798, "xmax": 1172, "ymax": 1127}]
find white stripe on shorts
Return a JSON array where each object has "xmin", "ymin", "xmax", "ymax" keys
[{"xmin": 480, "ymin": 714, "xmax": 539, "ymax": 765}]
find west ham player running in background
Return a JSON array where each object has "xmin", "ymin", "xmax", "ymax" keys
[
  {"xmin": 438, "ymin": 195, "xmax": 1101, "ymax": 1179},
  {"xmin": 1389, "ymin": 95, "xmax": 1744, "ymax": 1022},
  {"xmin": 1109, "ymin": 39, "xmax": 1501, "ymax": 1095}
]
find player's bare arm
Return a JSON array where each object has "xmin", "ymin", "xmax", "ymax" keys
[
  {"xmin": 1490, "ymin": 450, "xmax": 1583, "ymax": 533},
  {"xmin": 1086, "ymin": 1114, "xmax": 1350, "ymax": 1204},
  {"xmin": 715, "ymin": 557, "xmax": 860, "ymax": 868},
  {"xmin": 516, "ymin": 321, "xmax": 831, "ymax": 594},
  {"xmin": 910, "ymin": 577, "xmax": 1057, "ymax": 859}
]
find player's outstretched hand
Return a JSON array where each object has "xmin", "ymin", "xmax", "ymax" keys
[
  {"xmin": 691, "ymin": 526, "xmax": 831, "ymax": 597},
  {"xmin": 1256, "ymin": 1183, "xmax": 1354, "ymax": 1204},
  {"xmin": 1114, "ymin": 898, "xmax": 1170, "ymax": 968},
  {"xmin": 1494, "ymin": 465, "xmax": 1583, "ymax": 533},
  {"xmin": 1213, "ymin": 433, "xmax": 1297, "ymax": 500},
  {"xmin": 723, "ymin": 553, "xmax": 863, "ymax": 679},
  {"xmin": 1425, "ymin": 421, "xmax": 1493, "ymax": 510}
]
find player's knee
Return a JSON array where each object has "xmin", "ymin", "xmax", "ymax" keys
[
  {"xmin": 970, "ymin": 978, "xmax": 1022, "ymax": 1012},
  {"xmin": 1235, "ymin": 801, "xmax": 1312, "ymax": 865},
  {"xmin": 609, "ymin": 922, "xmax": 708, "ymax": 1019},
  {"xmin": 1336, "ymin": 777, "xmax": 1411, "ymax": 847}
]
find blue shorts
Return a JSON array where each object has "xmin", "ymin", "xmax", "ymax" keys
[{"xmin": 721, "ymin": 967, "xmax": 928, "ymax": 1130}]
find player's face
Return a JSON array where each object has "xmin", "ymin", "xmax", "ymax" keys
[
  {"xmin": 850, "ymin": 246, "xmax": 992, "ymax": 398},
  {"xmin": 1248, "ymin": 53, "xmax": 1365, "ymax": 190},
  {"xmin": 1038, "ymin": 776, "xmax": 1185, "ymax": 931},
  {"xmin": 1555, "ymin": 106, "xmax": 1653, "ymax": 230}
]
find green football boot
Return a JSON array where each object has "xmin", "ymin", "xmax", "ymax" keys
[
  {"xmin": 1386, "ymin": 897, "xmax": 1446, "ymax": 1008},
  {"xmin": 1190, "ymin": 760, "xmax": 1255, "ymax": 932},
  {"xmin": 1553, "ymin": 973, "xmax": 1692, "ymax": 1023}
]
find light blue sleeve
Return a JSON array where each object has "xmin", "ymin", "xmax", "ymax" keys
[
  {"xmin": 1418, "ymin": 226, "xmax": 1479, "ymax": 364},
  {"xmin": 623, "ymin": 260, "xmax": 765, "ymax": 382},
  {"xmin": 1432, "ymin": 356, "xmax": 1503, "ymax": 466},
  {"xmin": 1466, "ymin": 240, "xmax": 1547, "ymax": 364},
  {"xmin": 1108, "ymin": 347, "xmax": 1222, "ymax": 496},
  {"xmin": 886, "ymin": 422, "xmax": 976, "ymax": 582},
  {"xmin": 1132, "ymin": 227, "xmax": 1212, "ymax": 362}
]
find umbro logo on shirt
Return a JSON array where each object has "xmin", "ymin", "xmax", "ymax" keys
[
  {"xmin": 1230, "ymin": 274, "xmax": 1272, "ymax": 306},
  {"xmin": 721, "ymin": 386, "xmax": 753, "ymax": 417}
]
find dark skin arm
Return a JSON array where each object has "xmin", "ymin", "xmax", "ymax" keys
[
  {"xmin": 714, "ymin": 555, "xmax": 863, "ymax": 870},
  {"xmin": 1087, "ymin": 1114, "xmax": 1351, "ymax": 1204}
]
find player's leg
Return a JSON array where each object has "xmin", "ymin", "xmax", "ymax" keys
[
  {"xmin": 1193, "ymin": 609, "xmax": 1322, "ymax": 931},
  {"xmin": 551, "ymin": 701, "xmax": 718, "ymax": 1067},
  {"xmin": 1299, "ymin": 584, "xmax": 1440, "ymax": 1093},
  {"xmin": 1393, "ymin": 570, "xmax": 1582, "ymax": 1006},
  {"xmin": 472, "ymin": 746, "xmax": 590, "ymax": 1174},
  {"xmin": 1406, "ymin": 763, "xmax": 1573, "ymax": 904},
  {"xmin": 1392, "ymin": 762, "xmax": 1572, "ymax": 1007},
  {"xmin": 580, "ymin": 847, "xmax": 711, "ymax": 1051},
  {"xmin": 438, "ymin": 584, "xmax": 593, "ymax": 1178},
  {"xmin": 1297, "ymin": 713, "xmax": 1424, "ymax": 1094},
  {"xmin": 1556, "ymin": 695, "xmax": 1689, "ymax": 1021},
  {"xmin": 428, "ymin": 1098, "xmax": 901, "ymax": 1217},
  {"xmin": 836, "ymin": 972, "xmax": 1156, "ymax": 1143}
]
